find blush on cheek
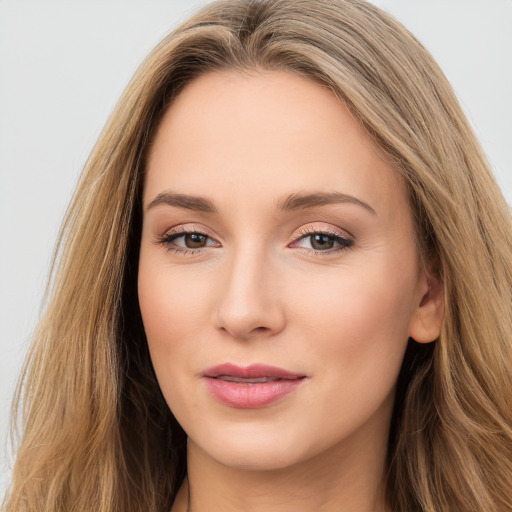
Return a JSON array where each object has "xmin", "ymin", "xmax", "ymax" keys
[{"xmin": 297, "ymin": 270, "xmax": 413, "ymax": 367}]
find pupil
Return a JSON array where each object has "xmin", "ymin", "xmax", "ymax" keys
[
  {"xmin": 311, "ymin": 234, "xmax": 334, "ymax": 250},
  {"xmin": 185, "ymin": 233, "xmax": 207, "ymax": 248}
]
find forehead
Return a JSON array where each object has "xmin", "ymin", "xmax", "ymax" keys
[{"xmin": 144, "ymin": 69, "xmax": 407, "ymax": 220}]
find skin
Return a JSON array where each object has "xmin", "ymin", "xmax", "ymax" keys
[{"xmin": 138, "ymin": 70, "xmax": 443, "ymax": 512}]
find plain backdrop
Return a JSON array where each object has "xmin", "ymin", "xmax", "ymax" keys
[{"xmin": 1, "ymin": 0, "xmax": 511, "ymax": 494}]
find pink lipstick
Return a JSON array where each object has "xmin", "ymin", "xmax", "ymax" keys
[{"xmin": 202, "ymin": 363, "xmax": 307, "ymax": 408}]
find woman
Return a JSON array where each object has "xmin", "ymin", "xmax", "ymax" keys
[{"xmin": 4, "ymin": 0, "xmax": 512, "ymax": 511}]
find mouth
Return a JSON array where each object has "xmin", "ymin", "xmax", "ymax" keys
[
  {"xmin": 203, "ymin": 362, "xmax": 305, "ymax": 380},
  {"xmin": 214, "ymin": 376, "xmax": 284, "ymax": 384},
  {"xmin": 202, "ymin": 363, "xmax": 307, "ymax": 408}
]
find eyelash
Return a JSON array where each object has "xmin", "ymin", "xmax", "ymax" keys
[
  {"xmin": 156, "ymin": 225, "xmax": 354, "ymax": 256},
  {"xmin": 156, "ymin": 226, "xmax": 217, "ymax": 256},
  {"xmin": 293, "ymin": 227, "xmax": 354, "ymax": 255}
]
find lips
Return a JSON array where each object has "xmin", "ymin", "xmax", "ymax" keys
[
  {"xmin": 216, "ymin": 375, "xmax": 281, "ymax": 383},
  {"xmin": 203, "ymin": 363, "xmax": 304, "ymax": 381},
  {"xmin": 202, "ymin": 363, "xmax": 307, "ymax": 408}
]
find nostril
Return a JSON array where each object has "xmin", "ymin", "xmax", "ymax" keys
[{"xmin": 219, "ymin": 324, "xmax": 272, "ymax": 340}]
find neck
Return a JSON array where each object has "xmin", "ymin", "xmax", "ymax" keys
[{"xmin": 171, "ymin": 413, "xmax": 391, "ymax": 512}]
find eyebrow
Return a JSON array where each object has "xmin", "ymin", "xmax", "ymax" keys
[
  {"xmin": 146, "ymin": 191, "xmax": 217, "ymax": 213},
  {"xmin": 277, "ymin": 191, "xmax": 376, "ymax": 215},
  {"xmin": 145, "ymin": 190, "xmax": 376, "ymax": 215}
]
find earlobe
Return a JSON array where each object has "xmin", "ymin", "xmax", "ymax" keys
[{"xmin": 409, "ymin": 270, "xmax": 444, "ymax": 344}]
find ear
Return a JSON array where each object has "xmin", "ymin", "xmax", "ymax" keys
[{"xmin": 408, "ymin": 264, "xmax": 444, "ymax": 344}]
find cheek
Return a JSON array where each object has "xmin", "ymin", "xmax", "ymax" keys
[
  {"xmin": 137, "ymin": 252, "xmax": 209, "ymax": 390},
  {"xmin": 295, "ymin": 264, "xmax": 415, "ymax": 343},
  {"xmin": 280, "ymin": 265, "xmax": 415, "ymax": 449},
  {"xmin": 289, "ymin": 257, "xmax": 417, "ymax": 391},
  {"xmin": 138, "ymin": 241, "xmax": 210, "ymax": 333}
]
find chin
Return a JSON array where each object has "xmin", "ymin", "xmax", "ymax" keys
[{"xmin": 189, "ymin": 423, "xmax": 317, "ymax": 472}]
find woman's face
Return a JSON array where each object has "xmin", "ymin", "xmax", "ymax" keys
[{"xmin": 138, "ymin": 70, "xmax": 440, "ymax": 471}]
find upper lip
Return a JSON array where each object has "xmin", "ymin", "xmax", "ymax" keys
[{"xmin": 202, "ymin": 363, "xmax": 305, "ymax": 380}]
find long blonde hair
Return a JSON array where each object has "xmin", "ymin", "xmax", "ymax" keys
[{"xmin": 4, "ymin": 1, "xmax": 512, "ymax": 511}]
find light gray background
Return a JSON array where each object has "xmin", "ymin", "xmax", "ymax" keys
[{"xmin": 1, "ymin": 0, "xmax": 511, "ymax": 494}]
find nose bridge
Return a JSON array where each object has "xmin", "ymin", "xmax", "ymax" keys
[{"xmin": 215, "ymin": 241, "xmax": 284, "ymax": 339}]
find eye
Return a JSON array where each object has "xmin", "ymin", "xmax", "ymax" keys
[
  {"xmin": 174, "ymin": 232, "xmax": 209, "ymax": 249},
  {"xmin": 291, "ymin": 227, "xmax": 354, "ymax": 254},
  {"xmin": 157, "ymin": 227, "xmax": 220, "ymax": 253}
]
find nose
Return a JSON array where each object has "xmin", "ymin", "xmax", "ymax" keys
[{"xmin": 214, "ymin": 246, "xmax": 286, "ymax": 340}]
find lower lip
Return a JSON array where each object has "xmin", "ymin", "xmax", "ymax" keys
[{"xmin": 204, "ymin": 377, "xmax": 306, "ymax": 408}]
